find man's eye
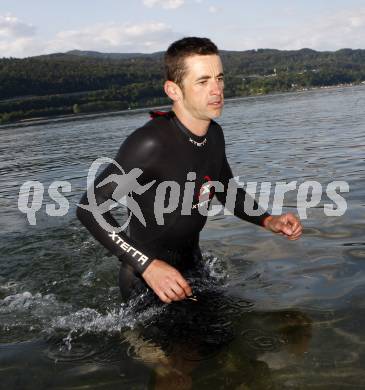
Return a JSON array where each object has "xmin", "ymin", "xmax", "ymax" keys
[{"xmin": 199, "ymin": 80, "xmax": 207, "ymax": 84}]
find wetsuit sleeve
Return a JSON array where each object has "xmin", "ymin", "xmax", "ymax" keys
[
  {"xmin": 76, "ymin": 128, "xmax": 160, "ymax": 274},
  {"xmin": 215, "ymin": 150, "xmax": 271, "ymax": 226}
]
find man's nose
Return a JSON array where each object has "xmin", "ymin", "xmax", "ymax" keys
[{"xmin": 210, "ymin": 79, "xmax": 222, "ymax": 95}]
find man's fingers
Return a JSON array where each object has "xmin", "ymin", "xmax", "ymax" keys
[
  {"xmin": 278, "ymin": 222, "xmax": 293, "ymax": 236},
  {"xmin": 142, "ymin": 259, "xmax": 193, "ymax": 302},
  {"xmin": 268, "ymin": 214, "xmax": 302, "ymax": 240},
  {"xmin": 170, "ymin": 282, "xmax": 186, "ymax": 299},
  {"xmin": 292, "ymin": 227, "xmax": 302, "ymax": 237},
  {"xmin": 288, "ymin": 227, "xmax": 303, "ymax": 240},
  {"xmin": 291, "ymin": 222, "xmax": 303, "ymax": 236},
  {"xmin": 286, "ymin": 213, "xmax": 303, "ymax": 231},
  {"xmin": 291, "ymin": 218, "xmax": 302, "ymax": 231},
  {"xmin": 167, "ymin": 274, "xmax": 192, "ymax": 301},
  {"xmin": 176, "ymin": 275, "xmax": 192, "ymax": 297},
  {"xmin": 163, "ymin": 285, "xmax": 181, "ymax": 301},
  {"xmin": 158, "ymin": 290, "xmax": 172, "ymax": 304}
]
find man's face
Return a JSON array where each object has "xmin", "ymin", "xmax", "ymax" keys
[{"xmin": 179, "ymin": 54, "xmax": 224, "ymax": 120}]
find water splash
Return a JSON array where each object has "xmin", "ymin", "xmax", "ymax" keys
[{"xmin": 0, "ymin": 253, "xmax": 235, "ymax": 365}]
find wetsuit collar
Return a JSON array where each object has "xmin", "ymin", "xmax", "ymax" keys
[{"xmin": 170, "ymin": 110, "xmax": 209, "ymax": 147}]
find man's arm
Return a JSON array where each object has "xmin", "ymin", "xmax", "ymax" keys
[
  {"xmin": 76, "ymin": 127, "xmax": 192, "ymax": 302},
  {"xmin": 76, "ymin": 138, "xmax": 157, "ymax": 274}
]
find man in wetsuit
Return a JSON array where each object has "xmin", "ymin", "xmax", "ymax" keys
[{"xmin": 76, "ymin": 37, "xmax": 303, "ymax": 304}]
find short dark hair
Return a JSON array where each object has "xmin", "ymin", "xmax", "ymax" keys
[{"xmin": 164, "ymin": 37, "xmax": 219, "ymax": 87}]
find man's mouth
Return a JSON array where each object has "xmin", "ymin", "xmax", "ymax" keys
[{"xmin": 208, "ymin": 100, "xmax": 223, "ymax": 107}]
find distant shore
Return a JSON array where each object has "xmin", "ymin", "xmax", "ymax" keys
[
  {"xmin": 1, "ymin": 82, "xmax": 363, "ymax": 129},
  {"xmin": 2, "ymin": 47, "xmax": 365, "ymax": 126}
]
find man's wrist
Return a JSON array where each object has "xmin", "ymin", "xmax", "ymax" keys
[
  {"xmin": 141, "ymin": 258, "xmax": 158, "ymax": 277},
  {"xmin": 262, "ymin": 215, "xmax": 273, "ymax": 229}
]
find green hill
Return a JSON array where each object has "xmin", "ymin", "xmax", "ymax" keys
[{"xmin": 1, "ymin": 48, "xmax": 364, "ymax": 124}]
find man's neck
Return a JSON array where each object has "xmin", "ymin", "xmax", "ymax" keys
[{"xmin": 172, "ymin": 106, "xmax": 210, "ymax": 136}]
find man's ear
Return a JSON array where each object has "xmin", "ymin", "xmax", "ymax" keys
[{"xmin": 164, "ymin": 80, "xmax": 182, "ymax": 102}]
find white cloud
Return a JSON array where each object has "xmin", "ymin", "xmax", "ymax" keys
[
  {"xmin": 0, "ymin": 14, "xmax": 40, "ymax": 57},
  {"xmin": 0, "ymin": 14, "xmax": 35, "ymax": 38},
  {"xmin": 0, "ymin": 37, "xmax": 38, "ymax": 58},
  {"xmin": 46, "ymin": 22, "xmax": 181, "ymax": 54},
  {"xmin": 227, "ymin": 8, "xmax": 365, "ymax": 51},
  {"xmin": 143, "ymin": 0, "xmax": 184, "ymax": 9},
  {"xmin": 208, "ymin": 6, "xmax": 219, "ymax": 14},
  {"xmin": 279, "ymin": 8, "xmax": 365, "ymax": 50},
  {"xmin": 2, "ymin": 6, "xmax": 365, "ymax": 58},
  {"xmin": 0, "ymin": 13, "xmax": 182, "ymax": 57}
]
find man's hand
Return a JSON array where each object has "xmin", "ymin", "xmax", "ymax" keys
[
  {"xmin": 141, "ymin": 259, "xmax": 192, "ymax": 303},
  {"xmin": 263, "ymin": 213, "xmax": 303, "ymax": 240}
]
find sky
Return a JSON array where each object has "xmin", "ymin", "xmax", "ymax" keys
[{"xmin": 0, "ymin": 0, "xmax": 364, "ymax": 58}]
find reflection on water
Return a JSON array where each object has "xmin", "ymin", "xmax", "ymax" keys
[
  {"xmin": 1, "ymin": 86, "xmax": 365, "ymax": 388},
  {"xmin": 0, "ymin": 267, "xmax": 314, "ymax": 389}
]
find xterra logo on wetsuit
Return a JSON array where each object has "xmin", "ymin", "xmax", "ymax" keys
[{"xmin": 108, "ymin": 231, "xmax": 149, "ymax": 265}]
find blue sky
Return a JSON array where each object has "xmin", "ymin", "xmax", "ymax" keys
[{"xmin": 1, "ymin": 0, "xmax": 364, "ymax": 57}]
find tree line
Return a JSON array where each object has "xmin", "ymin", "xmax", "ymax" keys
[{"xmin": 1, "ymin": 48, "xmax": 365, "ymax": 124}]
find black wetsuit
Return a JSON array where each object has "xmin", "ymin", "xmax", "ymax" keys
[{"xmin": 76, "ymin": 110, "xmax": 270, "ymax": 299}]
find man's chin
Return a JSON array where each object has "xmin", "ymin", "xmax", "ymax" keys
[{"xmin": 208, "ymin": 107, "xmax": 223, "ymax": 119}]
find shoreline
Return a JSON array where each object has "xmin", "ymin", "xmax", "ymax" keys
[{"xmin": 0, "ymin": 82, "xmax": 363, "ymax": 129}]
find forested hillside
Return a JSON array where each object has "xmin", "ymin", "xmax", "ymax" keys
[{"xmin": 1, "ymin": 48, "xmax": 364, "ymax": 124}]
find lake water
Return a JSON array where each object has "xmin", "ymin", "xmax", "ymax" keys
[{"xmin": 1, "ymin": 86, "xmax": 364, "ymax": 389}]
